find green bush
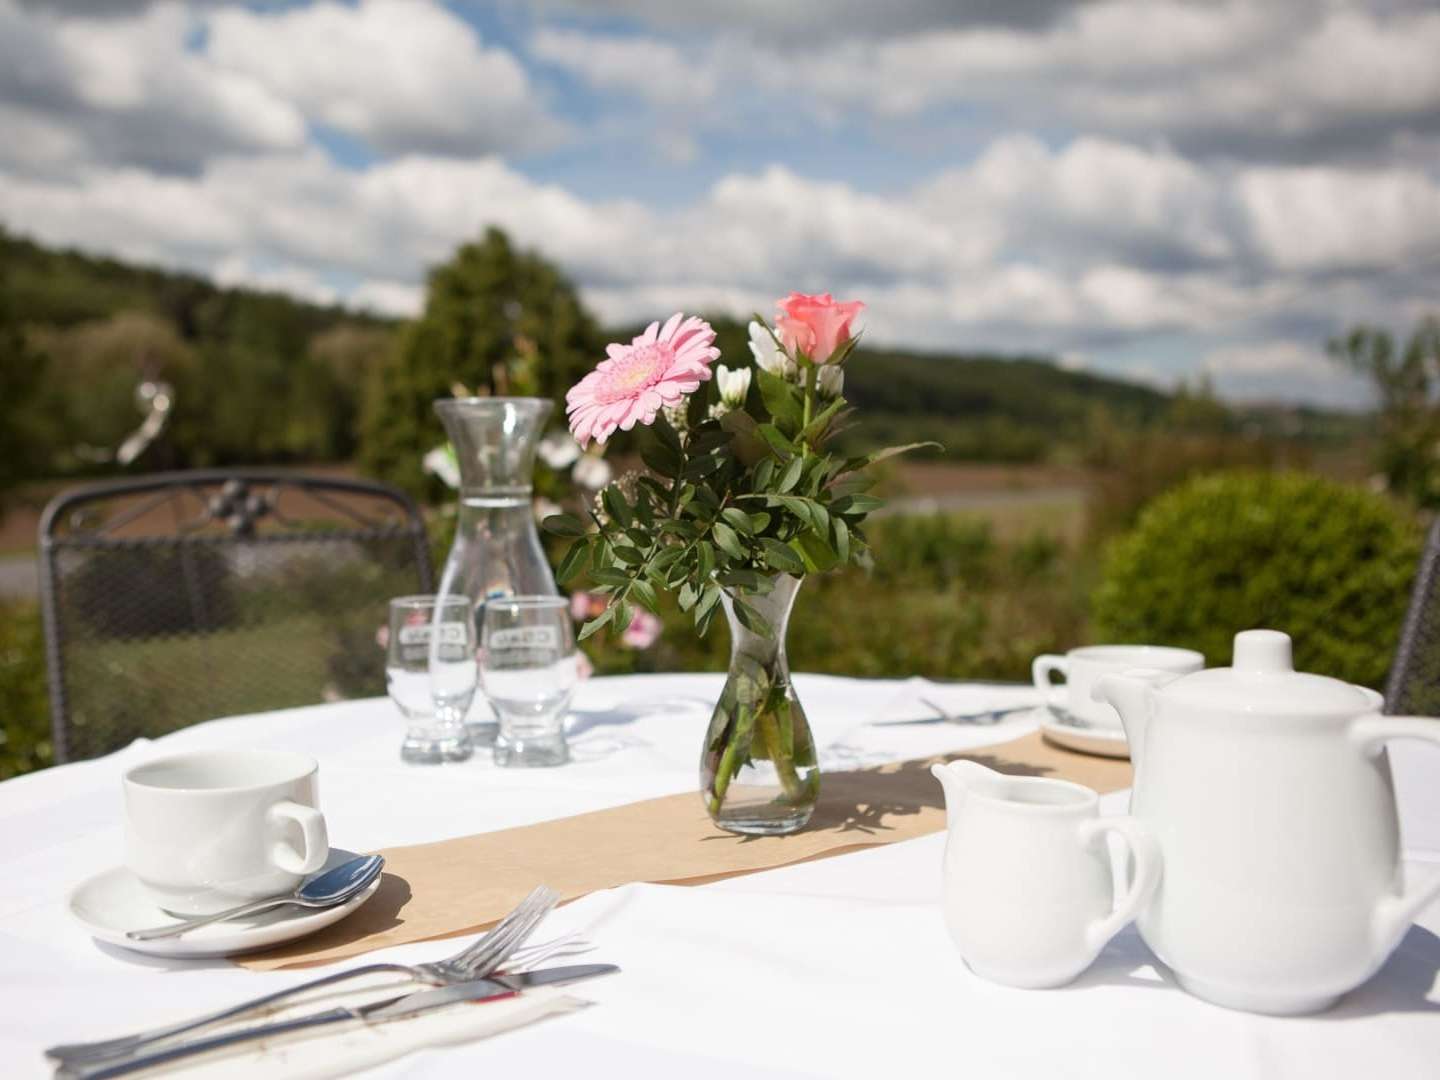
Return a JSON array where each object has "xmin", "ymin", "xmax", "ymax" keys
[
  {"xmin": 0, "ymin": 600, "xmax": 52, "ymax": 780},
  {"xmin": 1092, "ymin": 471, "xmax": 1420, "ymax": 688}
]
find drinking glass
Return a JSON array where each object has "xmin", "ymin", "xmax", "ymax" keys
[
  {"xmin": 386, "ymin": 595, "xmax": 476, "ymax": 764},
  {"xmin": 479, "ymin": 596, "xmax": 578, "ymax": 767}
]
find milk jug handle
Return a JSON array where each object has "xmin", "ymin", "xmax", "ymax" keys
[
  {"xmin": 1078, "ymin": 816, "xmax": 1163, "ymax": 956},
  {"xmin": 1349, "ymin": 713, "xmax": 1440, "ymax": 942}
]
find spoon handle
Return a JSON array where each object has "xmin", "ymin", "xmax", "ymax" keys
[{"xmin": 125, "ymin": 896, "xmax": 294, "ymax": 941}]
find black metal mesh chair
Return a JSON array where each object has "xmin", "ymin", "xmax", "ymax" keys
[
  {"xmin": 39, "ymin": 471, "xmax": 433, "ymax": 763},
  {"xmin": 1386, "ymin": 517, "xmax": 1440, "ymax": 716}
]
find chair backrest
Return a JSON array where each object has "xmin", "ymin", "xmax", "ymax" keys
[
  {"xmin": 1385, "ymin": 516, "xmax": 1440, "ymax": 716},
  {"xmin": 39, "ymin": 470, "xmax": 433, "ymax": 763}
]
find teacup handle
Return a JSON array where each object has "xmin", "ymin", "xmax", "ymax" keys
[
  {"xmin": 267, "ymin": 800, "xmax": 328, "ymax": 875},
  {"xmin": 1032, "ymin": 654, "xmax": 1068, "ymax": 710},
  {"xmin": 1349, "ymin": 713, "xmax": 1440, "ymax": 948},
  {"xmin": 1078, "ymin": 816, "xmax": 1162, "ymax": 955}
]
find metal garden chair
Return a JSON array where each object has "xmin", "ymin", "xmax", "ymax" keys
[
  {"xmin": 38, "ymin": 470, "xmax": 432, "ymax": 763},
  {"xmin": 1385, "ymin": 517, "xmax": 1440, "ymax": 717}
]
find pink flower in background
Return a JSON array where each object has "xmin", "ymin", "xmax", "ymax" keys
[
  {"xmin": 621, "ymin": 610, "xmax": 663, "ymax": 650},
  {"xmin": 567, "ymin": 313, "xmax": 720, "ymax": 447},
  {"xmin": 569, "ymin": 590, "xmax": 607, "ymax": 621},
  {"xmin": 775, "ymin": 292, "xmax": 864, "ymax": 365}
]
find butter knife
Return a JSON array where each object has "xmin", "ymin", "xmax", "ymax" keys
[{"xmin": 60, "ymin": 963, "xmax": 618, "ymax": 1079}]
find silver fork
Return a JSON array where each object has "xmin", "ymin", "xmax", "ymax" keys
[{"xmin": 47, "ymin": 885, "xmax": 562, "ymax": 1066}]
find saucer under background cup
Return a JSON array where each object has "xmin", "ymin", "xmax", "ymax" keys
[
  {"xmin": 1038, "ymin": 707, "xmax": 1131, "ymax": 759},
  {"xmin": 68, "ymin": 848, "xmax": 381, "ymax": 959}
]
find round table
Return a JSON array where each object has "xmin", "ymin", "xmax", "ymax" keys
[{"xmin": 2, "ymin": 673, "xmax": 1438, "ymax": 1079}]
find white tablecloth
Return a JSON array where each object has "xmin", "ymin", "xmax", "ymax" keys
[{"xmin": 2, "ymin": 673, "xmax": 1438, "ymax": 1079}]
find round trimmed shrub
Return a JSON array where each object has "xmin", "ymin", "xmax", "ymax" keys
[{"xmin": 1092, "ymin": 471, "xmax": 1420, "ymax": 689}]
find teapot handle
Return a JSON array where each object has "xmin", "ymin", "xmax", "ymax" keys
[
  {"xmin": 1349, "ymin": 713, "xmax": 1440, "ymax": 949},
  {"xmin": 1078, "ymin": 816, "xmax": 1163, "ymax": 956}
]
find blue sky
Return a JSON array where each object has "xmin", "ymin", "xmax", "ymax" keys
[{"xmin": 3, "ymin": 0, "xmax": 1439, "ymax": 407}]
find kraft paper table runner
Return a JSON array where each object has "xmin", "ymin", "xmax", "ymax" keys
[{"xmin": 241, "ymin": 732, "xmax": 1131, "ymax": 971}]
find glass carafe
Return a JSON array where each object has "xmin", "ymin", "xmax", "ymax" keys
[{"xmin": 434, "ymin": 398, "xmax": 558, "ymax": 745}]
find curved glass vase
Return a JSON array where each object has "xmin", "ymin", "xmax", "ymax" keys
[
  {"xmin": 700, "ymin": 574, "xmax": 820, "ymax": 835},
  {"xmin": 434, "ymin": 398, "xmax": 558, "ymax": 744}
]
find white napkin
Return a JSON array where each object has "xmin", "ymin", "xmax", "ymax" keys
[{"xmin": 103, "ymin": 986, "xmax": 588, "ymax": 1079}]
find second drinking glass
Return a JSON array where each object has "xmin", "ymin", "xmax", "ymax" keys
[{"xmin": 479, "ymin": 596, "xmax": 578, "ymax": 767}]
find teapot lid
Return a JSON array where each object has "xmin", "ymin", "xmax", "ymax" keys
[{"xmin": 1160, "ymin": 630, "xmax": 1377, "ymax": 715}]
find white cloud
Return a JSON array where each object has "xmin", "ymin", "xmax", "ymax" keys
[
  {"xmin": 530, "ymin": 27, "xmax": 716, "ymax": 108},
  {"xmin": 0, "ymin": 0, "xmax": 307, "ymax": 175},
  {"xmin": 208, "ymin": 0, "xmax": 565, "ymax": 156}
]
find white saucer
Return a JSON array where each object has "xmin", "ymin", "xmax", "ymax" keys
[
  {"xmin": 1039, "ymin": 711, "xmax": 1131, "ymax": 759},
  {"xmin": 68, "ymin": 849, "xmax": 382, "ymax": 959}
]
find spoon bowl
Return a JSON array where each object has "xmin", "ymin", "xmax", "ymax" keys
[{"xmin": 126, "ymin": 854, "xmax": 385, "ymax": 941}]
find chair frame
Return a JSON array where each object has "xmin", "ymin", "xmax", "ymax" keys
[
  {"xmin": 1385, "ymin": 516, "xmax": 1440, "ymax": 714},
  {"xmin": 38, "ymin": 469, "xmax": 433, "ymax": 763}
]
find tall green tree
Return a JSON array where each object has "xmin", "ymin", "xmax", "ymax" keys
[
  {"xmin": 1330, "ymin": 316, "xmax": 1440, "ymax": 506},
  {"xmin": 358, "ymin": 227, "xmax": 599, "ymax": 497}
]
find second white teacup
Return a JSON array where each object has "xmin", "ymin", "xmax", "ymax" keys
[
  {"xmin": 1033, "ymin": 645, "xmax": 1203, "ymax": 730},
  {"xmin": 123, "ymin": 749, "xmax": 329, "ymax": 915}
]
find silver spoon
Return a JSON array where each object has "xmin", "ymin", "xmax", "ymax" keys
[{"xmin": 126, "ymin": 854, "xmax": 385, "ymax": 942}]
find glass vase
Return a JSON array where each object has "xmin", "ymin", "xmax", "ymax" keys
[
  {"xmin": 700, "ymin": 573, "xmax": 820, "ymax": 835},
  {"xmin": 434, "ymin": 397, "xmax": 558, "ymax": 746}
]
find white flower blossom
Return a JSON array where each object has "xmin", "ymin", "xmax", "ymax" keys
[
  {"xmin": 748, "ymin": 320, "xmax": 797, "ymax": 381},
  {"xmin": 533, "ymin": 496, "xmax": 561, "ymax": 523},
  {"xmin": 817, "ymin": 366, "xmax": 845, "ymax": 399},
  {"xmin": 572, "ymin": 453, "xmax": 613, "ymax": 490},
  {"xmin": 423, "ymin": 445, "xmax": 460, "ymax": 489},
  {"xmin": 716, "ymin": 364, "xmax": 752, "ymax": 407},
  {"xmin": 537, "ymin": 431, "xmax": 582, "ymax": 470}
]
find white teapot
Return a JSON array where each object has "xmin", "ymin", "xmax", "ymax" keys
[{"xmin": 1097, "ymin": 629, "xmax": 1440, "ymax": 1014}]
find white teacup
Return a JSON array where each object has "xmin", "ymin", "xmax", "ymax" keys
[
  {"xmin": 932, "ymin": 761, "xmax": 1162, "ymax": 989},
  {"xmin": 123, "ymin": 750, "xmax": 329, "ymax": 915},
  {"xmin": 1032, "ymin": 645, "xmax": 1203, "ymax": 729}
]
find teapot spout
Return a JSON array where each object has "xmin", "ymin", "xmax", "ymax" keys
[
  {"xmin": 1094, "ymin": 669, "xmax": 1179, "ymax": 770},
  {"xmin": 931, "ymin": 760, "xmax": 1002, "ymax": 830}
]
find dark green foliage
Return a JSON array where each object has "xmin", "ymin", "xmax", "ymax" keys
[
  {"xmin": 1093, "ymin": 471, "xmax": 1420, "ymax": 688},
  {"xmin": 0, "ymin": 257, "xmax": 48, "ymax": 513},
  {"xmin": 0, "ymin": 225, "xmax": 394, "ymax": 484},
  {"xmin": 358, "ymin": 228, "xmax": 599, "ymax": 497},
  {"xmin": 69, "ymin": 546, "xmax": 235, "ymax": 638},
  {"xmin": 0, "ymin": 600, "xmax": 51, "ymax": 780}
]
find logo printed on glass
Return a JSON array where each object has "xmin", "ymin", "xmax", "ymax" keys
[
  {"xmin": 398, "ymin": 621, "xmax": 470, "ymax": 663},
  {"xmin": 490, "ymin": 626, "xmax": 560, "ymax": 652}
]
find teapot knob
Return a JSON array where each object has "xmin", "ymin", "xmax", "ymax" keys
[{"xmin": 1233, "ymin": 629, "xmax": 1292, "ymax": 673}]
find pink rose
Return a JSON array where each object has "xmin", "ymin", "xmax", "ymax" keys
[{"xmin": 775, "ymin": 292, "xmax": 865, "ymax": 365}]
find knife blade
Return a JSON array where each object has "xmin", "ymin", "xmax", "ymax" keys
[
  {"xmin": 365, "ymin": 963, "xmax": 620, "ymax": 1020},
  {"xmin": 67, "ymin": 964, "xmax": 620, "ymax": 1080}
]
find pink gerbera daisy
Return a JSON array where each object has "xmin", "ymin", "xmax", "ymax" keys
[{"xmin": 566, "ymin": 313, "xmax": 720, "ymax": 446}]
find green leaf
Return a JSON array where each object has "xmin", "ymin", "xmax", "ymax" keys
[
  {"xmin": 602, "ymin": 486, "xmax": 632, "ymax": 527},
  {"xmin": 712, "ymin": 521, "xmax": 746, "ymax": 560},
  {"xmin": 697, "ymin": 540, "xmax": 716, "ymax": 581},
  {"xmin": 753, "ymin": 457, "xmax": 776, "ymax": 489},
  {"xmin": 851, "ymin": 441, "xmax": 942, "ymax": 470},
  {"xmin": 833, "ymin": 516, "xmax": 850, "ymax": 563},
  {"xmin": 759, "ymin": 537, "xmax": 805, "ymax": 573},
  {"xmin": 630, "ymin": 577, "xmax": 659, "ymax": 613},
  {"xmin": 590, "ymin": 567, "xmax": 631, "ymax": 588},
  {"xmin": 832, "ymin": 493, "xmax": 884, "ymax": 517},
  {"xmin": 684, "ymin": 453, "xmax": 722, "ymax": 480},
  {"xmin": 777, "ymin": 456, "xmax": 803, "ymax": 493},
  {"xmin": 689, "ymin": 423, "xmax": 733, "ymax": 454},
  {"xmin": 612, "ymin": 545, "xmax": 645, "ymax": 566},
  {"xmin": 755, "ymin": 367, "xmax": 803, "ymax": 429},
  {"xmin": 678, "ymin": 581, "xmax": 698, "ymax": 611},
  {"xmin": 695, "ymin": 595, "xmax": 719, "ymax": 637},
  {"xmin": 697, "ymin": 583, "xmax": 722, "ymax": 619},
  {"xmin": 749, "ymin": 511, "xmax": 772, "ymax": 533},
  {"xmin": 577, "ymin": 606, "xmax": 613, "ymax": 641},
  {"xmin": 555, "ymin": 538, "xmax": 590, "ymax": 583},
  {"xmin": 652, "ymin": 413, "xmax": 683, "ymax": 456},
  {"xmin": 802, "ymin": 397, "xmax": 846, "ymax": 444},
  {"xmin": 541, "ymin": 513, "xmax": 588, "ymax": 538},
  {"xmin": 717, "ymin": 569, "xmax": 773, "ymax": 593},
  {"xmin": 756, "ymin": 424, "xmax": 796, "ymax": 459},
  {"xmin": 731, "ymin": 597, "xmax": 774, "ymax": 637},
  {"xmin": 660, "ymin": 519, "xmax": 699, "ymax": 540},
  {"xmin": 794, "ymin": 529, "xmax": 838, "ymax": 573},
  {"xmin": 641, "ymin": 443, "xmax": 681, "ymax": 478},
  {"xmin": 721, "ymin": 507, "xmax": 755, "ymax": 534},
  {"xmin": 613, "ymin": 599, "xmax": 634, "ymax": 635}
]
